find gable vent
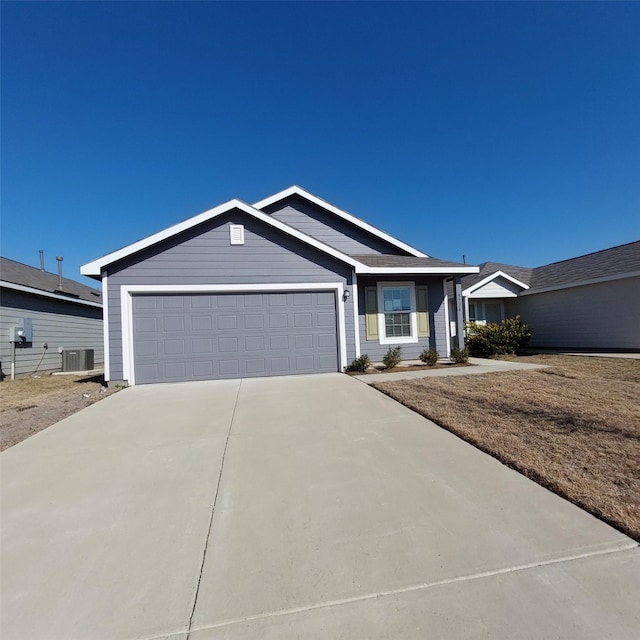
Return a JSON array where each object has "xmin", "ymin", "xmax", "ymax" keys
[{"xmin": 230, "ymin": 224, "xmax": 245, "ymax": 245}]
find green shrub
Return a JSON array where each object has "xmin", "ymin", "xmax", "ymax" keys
[
  {"xmin": 450, "ymin": 346, "xmax": 469, "ymax": 363},
  {"xmin": 465, "ymin": 316, "xmax": 533, "ymax": 357},
  {"xmin": 345, "ymin": 354, "xmax": 371, "ymax": 373},
  {"xmin": 419, "ymin": 348, "xmax": 439, "ymax": 366},
  {"xmin": 382, "ymin": 345, "xmax": 402, "ymax": 369}
]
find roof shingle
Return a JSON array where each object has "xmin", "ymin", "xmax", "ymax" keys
[{"xmin": 0, "ymin": 257, "xmax": 102, "ymax": 304}]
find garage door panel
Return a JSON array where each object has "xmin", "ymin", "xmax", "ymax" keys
[
  {"xmin": 268, "ymin": 313, "xmax": 288, "ymax": 328},
  {"xmin": 218, "ymin": 337, "xmax": 238, "ymax": 353},
  {"xmin": 163, "ymin": 339, "xmax": 185, "ymax": 355},
  {"xmin": 163, "ymin": 316, "xmax": 184, "ymax": 332},
  {"xmin": 295, "ymin": 334, "xmax": 313, "ymax": 349},
  {"xmin": 163, "ymin": 297, "xmax": 184, "ymax": 309},
  {"xmin": 133, "ymin": 291, "xmax": 339, "ymax": 384},
  {"xmin": 217, "ymin": 315, "xmax": 237, "ymax": 330},
  {"xmin": 316, "ymin": 292, "xmax": 335, "ymax": 305},
  {"xmin": 191, "ymin": 315, "xmax": 212, "ymax": 331},
  {"xmin": 270, "ymin": 335, "xmax": 289, "ymax": 350},
  {"xmin": 318, "ymin": 333, "xmax": 337, "ymax": 348},
  {"xmin": 135, "ymin": 317, "xmax": 158, "ymax": 333},
  {"xmin": 193, "ymin": 361, "xmax": 214, "ymax": 377},
  {"xmin": 244, "ymin": 314, "xmax": 264, "ymax": 329},
  {"xmin": 245, "ymin": 336, "xmax": 265, "ymax": 351},
  {"xmin": 191, "ymin": 339, "xmax": 213, "ymax": 353}
]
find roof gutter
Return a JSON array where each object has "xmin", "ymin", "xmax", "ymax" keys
[{"xmin": 0, "ymin": 280, "xmax": 103, "ymax": 308}]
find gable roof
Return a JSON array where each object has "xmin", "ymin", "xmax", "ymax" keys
[
  {"xmin": 525, "ymin": 240, "xmax": 640, "ymax": 293},
  {"xmin": 253, "ymin": 185, "xmax": 428, "ymax": 258},
  {"xmin": 1, "ymin": 257, "xmax": 102, "ymax": 307},
  {"xmin": 461, "ymin": 261, "xmax": 533, "ymax": 291},
  {"xmin": 460, "ymin": 241, "xmax": 640, "ymax": 297},
  {"xmin": 81, "ymin": 194, "xmax": 477, "ymax": 277},
  {"xmin": 81, "ymin": 198, "xmax": 363, "ymax": 276}
]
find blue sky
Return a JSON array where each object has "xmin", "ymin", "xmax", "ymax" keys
[{"xmin": 2, "ymin": 1, "xmax": 639, "ymax": 286}]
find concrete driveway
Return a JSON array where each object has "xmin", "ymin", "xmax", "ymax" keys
[{"xmin": 2, "ymin": 373, "xmax": 638, "ymax": 639}]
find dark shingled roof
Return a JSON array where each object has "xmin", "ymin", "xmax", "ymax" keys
[
  {"xmin": 529, "ymin": 241, "xmax": 640, "ymax": 291},
  {"xmin": 0, "ymin": 257, "xmax": 102, "ymax": 304},
  {"xmin": 461, "ymin": 261, "xmax": 533, "ymax": 291},
  {"xmin": 460, "ymin": 241, "xmax": 640, "ymax": 294},
  {"xmin": 352, "ymin": 254, "xmax": 473, "ymax": 269}
]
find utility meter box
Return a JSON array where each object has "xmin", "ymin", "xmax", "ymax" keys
[
  {"xmin": 9, "ymin": 319, "xmax": 32, "ymax": 343},
  {"xmin": 9, "ymin": 326, "xmax": 25, "ymax": 342}
]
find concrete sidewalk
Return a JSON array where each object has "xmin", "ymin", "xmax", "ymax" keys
[
  {"xmin": 2, "ymin": 373, "xmax": 639, "ymax": 639},
  {"xmin": 353, "ymin": 356, "xmax": 547, "ymax": 383}
]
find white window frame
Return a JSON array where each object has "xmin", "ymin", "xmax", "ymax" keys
[{"xmin": 376, "ymin": 281, "xmax": 418, "ymax": 345}]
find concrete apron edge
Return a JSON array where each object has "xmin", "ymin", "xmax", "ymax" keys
[{"xmin": 146, "ymin": 541, "xmax": 638, "ymax": 640}]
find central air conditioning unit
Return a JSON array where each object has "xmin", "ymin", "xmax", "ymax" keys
[{"xmin": 62, "ymin": 349, "xmax": 95, "ymax": 372}]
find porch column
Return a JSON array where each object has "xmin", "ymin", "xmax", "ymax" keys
[{"xmin": 454, "ymin": 276, "xmax": 465, "ymax": 350}]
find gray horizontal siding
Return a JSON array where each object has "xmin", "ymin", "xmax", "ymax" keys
[
  {"xmin": 356, "ymin": 276, "xmax": 448, "ymax": 363},
  {"xmin": 106, "ymin": 210, "xmax": 356, "ymax": 381},
  {"xmin": 0, "ymin": 289, "xmax": 103, "ymax": 376},
  {"xmin": 263, "ymin": 195, "xmax": 408, "ymax": 256},
  {"xmin": 505, "ymin": 276, "xmax": 640, "ymax": 350}
]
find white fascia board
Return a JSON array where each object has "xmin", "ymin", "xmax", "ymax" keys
[
  {"xmin": 253, "ymin": 185, "xmax": 429, "ymax": 258},
  {"xmin": 81, "ymin": 199, "xmax": 361, "ymax": 276},
  {"xmin": 0, "ymin": 280, "xmax": 103, "ymax": 308},
  {"xmin": 355, "ymin": 266, "xmax": 479, "ymax": 275},
  {"xmin": 518, "ymin": 270, "xmax": 640, "ymax": 296},
  {"xmin": 462, "ymin": 270, "xmax": 529, "ymax": 296}
]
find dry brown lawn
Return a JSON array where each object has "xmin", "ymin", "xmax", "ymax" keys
[
  {"xmin": 373, "ymin": 355, "xmax": 640, "ymax": 541},
  {"xmin": 0, "ymin": 374, "xmax": 120, "ymax": 451}
]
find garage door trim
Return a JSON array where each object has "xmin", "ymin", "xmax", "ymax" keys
[{"xmin": 120, "ymin": 282, "xmax": 347, "ymax": 385}]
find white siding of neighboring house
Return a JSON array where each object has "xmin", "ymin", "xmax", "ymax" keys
[{"xmin": 505, "ymin": 276, "xmax": 640, "ymax": 350}]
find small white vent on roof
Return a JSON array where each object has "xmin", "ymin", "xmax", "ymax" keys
[{"xmin": 230, "ymin": 224, "xmax": 245, "ymax": 245}]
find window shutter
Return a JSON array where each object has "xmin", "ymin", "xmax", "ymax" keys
[
  {"xmin": 365, "ymin": 287, "xmax": 379, "ymax": 340},
  {"xmin": 416, "ymin": 286, "xmax": 429, "ymax": 337}
]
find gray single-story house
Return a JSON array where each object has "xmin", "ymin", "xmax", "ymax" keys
[
  {"xmin": 452, "ymin": 240, "xmax": 640, "ymax": 350},
  {"xmin": 0, "ymin": 256, "xmax": 103, "ymax": 376},
  {"xmin": 81, "ymin": 186, "xmax": 478, "ymax": 385}
]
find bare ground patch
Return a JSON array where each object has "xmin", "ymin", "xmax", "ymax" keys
[
  {"xmin": 0, "ymin": 374, "xmax": 121, "ymax": 451},
  {"xmin": 373, "ymin": 355, "xmax": 640, "ymax": 541}
]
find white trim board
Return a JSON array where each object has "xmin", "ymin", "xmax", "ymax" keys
[
  {"xmin": 462, "ymin": 270, "xmax": 529, "ymax": 296},
  {"xmin": 358, "ymin": 265, "xmax": 478, "ymax": 275},
  {"xmin": 0, "ymin": 280, "xmax": 103, "ymax": 308},
  {"xmin": 102, "ymin": 274, "xmax": 110, "ymax": 381},
  {"xmin": 254, "ymin": 185, "xmax": 428, "ymax": 258},
  {"xmin": 119, "ymin": 282, "xmax": 348, "ymax": 385},
  {"xmin": 352, "ymin": 271, "xmax": 361, "ymax": 358},
  {"xmin": 443, "ymin": 293, "xmax": 451, "ymax": 359}
]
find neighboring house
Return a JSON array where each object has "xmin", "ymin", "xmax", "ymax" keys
[
  {"xmin": 451, "ymin": 241, "xmax": 640, "ymax": 350},
  {"xmin": 81, "ymin": 186, "xmax": 478, "ymax": 385},
  {"xmin": 0, "ymin": 257, "xmax": 103, "ymax": 376}
]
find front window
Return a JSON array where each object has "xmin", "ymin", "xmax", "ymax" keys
[
  {"xmin": 383, "ymin": 287, "xmax": 412, "ymax": 337},
  {"xmin": 377, "ymin": 282, "xmax": 418, "ymax": 344}
]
